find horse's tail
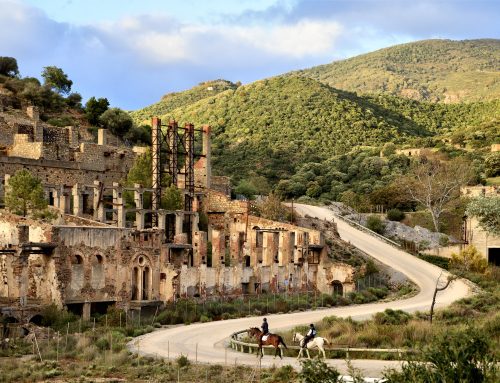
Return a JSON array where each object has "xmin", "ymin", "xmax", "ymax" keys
[{"xmin": 278, "ymin": 335, "xmax": 288, "ymax": 349}]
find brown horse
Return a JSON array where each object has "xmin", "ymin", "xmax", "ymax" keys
[{"xmin": 248, "ymin": 327, "xmax": 287, "ymax": 358}]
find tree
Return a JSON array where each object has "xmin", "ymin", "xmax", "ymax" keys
[
  {"xmin": 5, "ymin": 170, "xmax": 48, "ymax": 217},
  {"xmin": 162, "ymin": 185, "xmax": 183, "ymax": 210},
  {"xmin": 234, "ymin": 179, "xmax": 257, "ymax": 199},
  {"xmin": 484, "ymin": 152, "xmax": 500, "ymax": 177},
  {"xmin": 99, "ymin": 108, "xmax": 133, "ymax": 136},
  {"xmin": 41, "ymin": 66, "xmax": 73, "ymax": 95},
  {"xmin": 85, "ymin": 97, "xmax": 109, "ymax": 125},
  {"xmin": 429, "ymin": 272, "xmax": 458, "ymax": 324},
  {"xmin": 256, "ymin": 193, "xmax": 289, "ymax": 222},
  {"xmin": 66, "ymin": 92, "xmax": 83, "ymax": 109},
  {"xmin": 0, "ymin": 57, "xmax": 19, "ymax": 77},
  {"xmin": 400, "ymin": 159, "xmax": 473, "ymax": 232},
  {"xmin": 466, "ymin": 195, "xmax": 500, "ymax": 236}
]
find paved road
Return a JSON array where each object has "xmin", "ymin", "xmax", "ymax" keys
[{"xmin": 131, "ymin": 204, "xmax": 472, "ymax": 377}]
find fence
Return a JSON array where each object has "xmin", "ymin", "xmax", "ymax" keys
[
  {"xmin": 155, "ymin": 285, "xmax": 389, "ymax": 325},
  {"xmin": 229, "ymin": 329, "xmax": 415, "ymax": 360}
]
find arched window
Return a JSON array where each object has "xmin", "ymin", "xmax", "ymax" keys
[
  {"xmin": 70, "ymin": 254, "xmax": 84, "ymax": 291},
  {"xmin": 91, "ymin": 254, "xmax": 105, "ymax": 289}
]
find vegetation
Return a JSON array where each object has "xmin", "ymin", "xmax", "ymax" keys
[
  {"xmin": 298, "ymin": 359, "xmax": 339, "ymax": 383},
  {"xmin": 0, "ymin": 56, "xmax": 19, "ymax": 77},
  {"xmin": 466, "ymin": 195, "xmax": 500, "ymax": 236},
  {"xmin": 384, "ymin": 327, "xmax": 498, "ymax": 382},
  {"xmin": 255, "ymin": 193, "xmax": 290, "ymax": 222},
  {"xmin": 294, "ymin": 39, "xmax": 500, "ymax": 102},
  {"xmin": 41, "ymin": 66, "xmax": 73, "ymax": 95},
  {"xmin": 131, "ymin": 72, "xmax": 498, "ymax": 220},
  {"xmin": 4, "ymin": 170, "xmax": 50, "ymax": 218},
  {"xmin": 386, "ymin": 208, "xmax": 405, "ymax": 221},
  {"xmin": 99, "ymin": 107, "xmax": 133, "ymax": 136},
  {"xmin": 366, "ymin": 215, "xmax": 385, "ymax": 234},
  {"xmin": 450, "ymin": 245, "xmax": 488, "ymax": 273},
  {"xmin": 84, "ymin": 96, "xmax": 109, "ymax": 125},
  {"xmin": 400, "ymin": 158, "xmax": 474, "ymax": 232}
]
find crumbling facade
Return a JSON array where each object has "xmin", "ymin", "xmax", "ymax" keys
[
  {"xmin": 461, "ymin": 186, "xmax": 500, "ymax": 265},
  {"xmin": 0, "ymin": 108, "xmax": 354, "ymax": 322}
]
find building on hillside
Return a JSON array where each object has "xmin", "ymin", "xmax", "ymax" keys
[
  {"xmin": 461, "ymin": 186, "xmax": 500, "ymax": 265},
  {"xmin": 0, "ymin": 110, "xmax": 354, "ymax": 322}
]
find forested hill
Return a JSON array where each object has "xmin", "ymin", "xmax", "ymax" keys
[
  {"xmin": 131, "ymin": 75, "xmax": 498, "ymax": 188},
  {"xmin": 130, "ymin": 79, "xmax": 238, "ymax": 122},
  {"xmin": 293, "ymin": 39, "xmax": 500, "ymax": 103}
]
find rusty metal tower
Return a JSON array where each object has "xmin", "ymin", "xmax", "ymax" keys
[{"xmin": 151, "ymin": 118, "xmax": 202, "ymax": 227}]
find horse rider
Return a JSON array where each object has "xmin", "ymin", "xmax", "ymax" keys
[
  {"xmin": 302, "ymin": 323, "xmax": 316, "ymax": 348},
  {"xmin": 261, "ymin": 318, "xmax": 269, "ymax": 339}
]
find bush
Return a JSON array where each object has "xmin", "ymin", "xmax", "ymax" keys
[
  {"xmin": 95, "ymin": 337, "xmax": 110, "ymax": 351},
  {"xmin": 384, "ymin": 327, "xmax": 498, "ymax": 382},
  {"xmin": 176, "ymin": 354, "xmax": 190, "ymax": 369},
  {"xmin": 374, "ymin": 309, "xmax": 412, "ymax": 325},
  {"xmin": 366, "ymin": 215, "xmax": 385, "ymax": 234},
  {"xmin": 451, "ymin": 245, "xmax": 488, "ymax": 273},
  {"xmin": 387, "ymin": 208, "xmax": 405, "ymax": 221},
  {"xmin": 99, "ymin": 108, "xmax": 133, "ymax": 136},
  {"xmin": 298, "ymin": 359, "xmax": 340, "ymax": 383}
]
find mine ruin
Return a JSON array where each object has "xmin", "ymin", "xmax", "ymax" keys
[{"xmin": 0, "ymin": 107, "xmax": 354, "ymax": 322}]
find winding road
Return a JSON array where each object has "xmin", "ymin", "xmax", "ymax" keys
[{"xmin": 131, "ymin": 204, "xmax": 472, "ymax": 377}]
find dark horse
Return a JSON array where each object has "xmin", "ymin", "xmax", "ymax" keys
[{"xmin": 248, "ymin": 327, "xmax": 287, "ymax": 358}]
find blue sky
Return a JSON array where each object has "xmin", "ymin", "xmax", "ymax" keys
[{"xmin": 1, "ymin": 0, "xmax": 498, "ymax": 110}]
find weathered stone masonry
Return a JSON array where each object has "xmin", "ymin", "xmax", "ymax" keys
[{"xmin": 0, "ymin": 108, "xmax": 354, "ymax": 322}]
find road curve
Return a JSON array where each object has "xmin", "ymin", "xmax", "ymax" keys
[{"xmin": 131, "ymin": 204, "xmax": 472, "ymax": 377}]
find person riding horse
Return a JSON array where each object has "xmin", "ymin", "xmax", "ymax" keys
[
  {"xmin": 261, "ymin": 318, "xmax": 269, "ymax": 339},
  {"xmin": 302, "ymin": 324, "xmax": 316, "ymax": 348}
]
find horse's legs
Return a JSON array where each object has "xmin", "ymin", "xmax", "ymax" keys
[
  {"xmin": 319, "ymin": 346, "xmax": 326, "ymax": 359},
  {"xmin": 306, "ymin": 348, "xmax": 311, "ymax": 359},
  {"xmin": 296, "ymin": 348, "xmax": 302, "ymax": 360}
]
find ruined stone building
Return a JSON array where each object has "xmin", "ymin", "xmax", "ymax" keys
[
  {"xmin": 0, "ymin": 107, "xmax": 354, "ymax": 322},
  {"xmin": 461, "ymin": 186, "xmax": 500, "ymax": 265}
]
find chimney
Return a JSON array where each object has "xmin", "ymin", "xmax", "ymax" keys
[{"xmin": 202, "ymin": 125, "xmax": 211, "ymax": 188}]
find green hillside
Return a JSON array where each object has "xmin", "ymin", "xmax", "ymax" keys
[
  {"xmin": 294, "ymin": 39, "xmax": 500, "ymax": 102},
  {"xmin": 132, "ymin": 75, "xmax": 498, "ymax": 191},
  {"xmin": 130, "ymin": 79, "xmax": 238, "ymax": 122}
]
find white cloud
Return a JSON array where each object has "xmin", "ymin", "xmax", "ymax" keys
[
  {"xmin": 89, "ymin": 17, "xmax": 343, "ymax": 65},
  {"xmin": 226, "ymin": 20, "xmax": 343, "ymax": 57}
]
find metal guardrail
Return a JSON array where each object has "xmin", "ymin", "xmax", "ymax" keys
[
  {"xmin": 229, "ymin": 329, "xmax": 414, "ymax": 359},
  {"xmin": 331, "ymin": 211, "xmax": 402, "ymax": 249}
]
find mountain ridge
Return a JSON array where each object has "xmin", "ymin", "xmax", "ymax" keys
[{"xmin": 293, "ymin": 38, "xmax": 500, "ymax": 103}]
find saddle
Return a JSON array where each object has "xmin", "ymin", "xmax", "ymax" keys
[{"xmin": 262, "ymin": 334, "xmax": 269, "ymax": 342}]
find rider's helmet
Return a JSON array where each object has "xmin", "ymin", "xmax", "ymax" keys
[
  {"xmin": 263, "ymin": 318, "xmax": 267, "ymax": 321},
  {"xmin": 310, "ymin": 324, "xmax": 314, "ymax": 327}
]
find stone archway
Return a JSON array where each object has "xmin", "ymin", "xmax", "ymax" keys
[
  {"xmin": 131, "ymin": 255, "xmax": 152, "ymax": 301},
  {"xmin": 332, "ymin": 280, "xmax": 343, "ymax": 296}
]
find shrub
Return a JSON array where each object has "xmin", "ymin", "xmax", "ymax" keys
[
  {"xmin": 387, "ymin": 208, "xmax": 405, "ymax": 221},
  {"xmin": 451, "ymin": 245, "xmax": 488, "ymax": 273},
  {"xmin": 384, "ymin": 327, "xmax": 498, "ymax": 382},
  {"xmin": 176, "ymin": 354, "xmax": 190, "ymax": 369},
  {"xmin": 299, "ymin": 359, "xmax": 340, "ymax": 383},
  {"xmin": 366, "ymin": 215, "xmax": 385, "ymax": 234},
  {"xmin": 95, "ymin": 337, "xmax": 110, "ymax": 351},
  {"xmin": 374, "ymin": 309, "xmax": 412, "ymax": 325}
]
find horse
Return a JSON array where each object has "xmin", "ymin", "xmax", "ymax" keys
[
  {"xmin": 248, "ymin": 327, "xmax": 287, "ymax": 359},
  {"xmin": 293, "ymin": 332, "xmax": 329, "ymax": 359}
]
